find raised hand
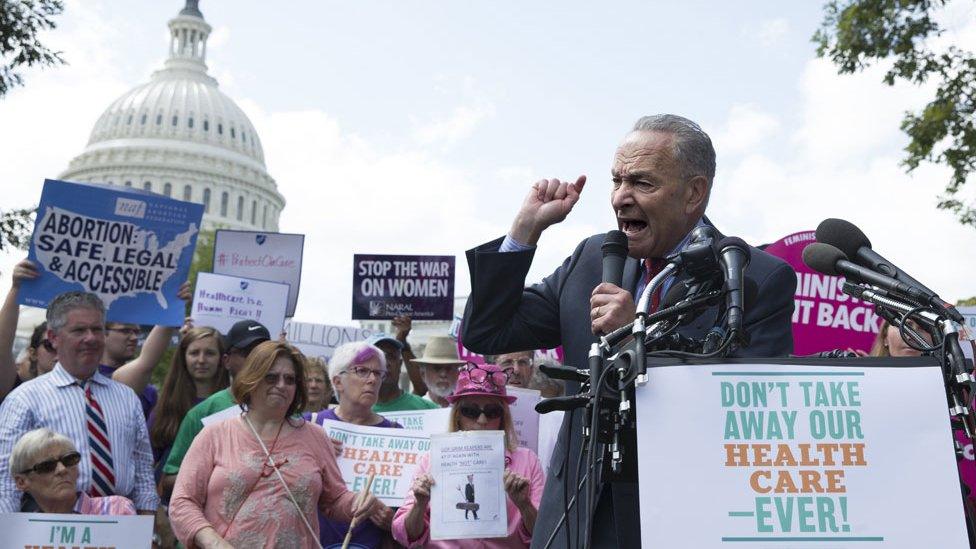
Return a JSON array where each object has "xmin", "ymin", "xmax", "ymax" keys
[{"xmin": 509, "ymin": 176, "xmax": 586, "ymax": 246}]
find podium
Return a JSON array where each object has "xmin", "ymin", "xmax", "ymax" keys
[{"xmin": 634, "ymin": 358, "xmax": 970, "ymax": 548}]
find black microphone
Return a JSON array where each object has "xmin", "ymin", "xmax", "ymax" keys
[
  {"xmin": 538, "ymin": 362, "xmax": 589, "ymax": 383},
  {"xmin": 717, "ymin": 237, "xmax": 751, "ymax": 335},
  {"xmin": 816, "ymin": 219, "xmax": 962, "ymax": 322},
  {"xmin": 601, "ymin": 230, "xmax": 628, "ymax": 286},
  {"xmin": 535, "ymin": 395, "xmax": 590, "ymax": 414},
  {"xmin": 802, "ymin": 243, "xmax": 929, "ymax": 302}
]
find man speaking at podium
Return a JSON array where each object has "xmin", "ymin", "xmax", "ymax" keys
[{"xmin": 462, "ymin": 114, "xmax": 796, "ymax": 547}]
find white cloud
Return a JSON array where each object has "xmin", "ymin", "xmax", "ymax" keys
[
  {"xmin": 412, "ymin": 101, "xmax": 496, "ymax": 149},
  {"xmin": 712, "ymin": 103, "xmax": 781, "ymax": 157},
  {"xmin": 758, "ymin": 18, "xmax": 790, "ymax": 48},
  {"xmin": 709, "ymin": 53, "xmax": 976, "ymax": 302}
]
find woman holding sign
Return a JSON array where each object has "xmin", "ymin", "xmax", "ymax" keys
[
  {"xmin": 392, "ymin": 363, "xmax": 544, "ymax": 548},
  {"xmin": 169, "ymin": 341, "xmax": 380, "ymax": 549},
  {"xmin": 306, "ymin": 340, "xmax": 401, "ymax": 549}
]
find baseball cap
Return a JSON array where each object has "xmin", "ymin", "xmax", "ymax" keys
[
  {"xmin": 367, "ymin": 333, "xmax": 404, "ymax": 350},
  {"xmin": 225, "ymin": 320, "xmax": 271, "ymax": 351}
]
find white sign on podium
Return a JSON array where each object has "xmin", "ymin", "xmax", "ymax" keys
[{"xmin": 635, "ymin": 360, "xmax": 969, "ymax": 548}]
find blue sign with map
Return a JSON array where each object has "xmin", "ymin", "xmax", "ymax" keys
[{"xmin": 19, "ymin": 179, "xmax": 204, "ymax": 326}]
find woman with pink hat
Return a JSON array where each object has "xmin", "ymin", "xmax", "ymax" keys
[{"xmin": 392, "ymin": 363, "xmax": 545, "ymax": 547}]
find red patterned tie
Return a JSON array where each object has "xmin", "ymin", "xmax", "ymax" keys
[
  {"xmin": 82, "ymin": 381, "xmax": 116, "ymax": 497},
  {"xmin": 643, "ymin": 258, "xmax": 667, "ymax": 313}
]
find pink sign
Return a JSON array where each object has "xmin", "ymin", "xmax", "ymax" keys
[
  {"xmin": 764, "ymin": 231, "xmax": 880, "ymax": 355},
  {"xmin": 455, "ymin": 326, "xmax": 564, "ymax": 365}
]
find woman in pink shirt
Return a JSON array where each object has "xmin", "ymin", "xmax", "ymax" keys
[
  {"xmin": 393, "ymin": 363, "xmax": 545, "ymax": 548},
  {"xmin": 169, "ymin": 341, "xmax": 380, "ymax": 549}
]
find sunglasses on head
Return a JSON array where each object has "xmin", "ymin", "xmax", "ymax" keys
[
  {"xmin": 264, "ymin": 372, "xmax": 297, "ymax": 386},
  {"xmin": 20, "ymin": 452, "xmax": 81, "ymax": 475},
  {"xmin": 459, "ymin": 404, "xmax": 504, "ymax": 420},
  {"xmin": 463, "ymin": 363, "xmax": 512, "ymax": 388}
]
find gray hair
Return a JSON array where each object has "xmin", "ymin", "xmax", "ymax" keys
[
  {"xmin": 47, "ymin": 292, "xmax": 105, "ymax": 333},
  {"xmin": 632, "ymin": 114, "xmax": 716, "ymax": 182},
  {"xmin": 328, "ymin": 341, "xmax": 387, "ymax": 380},
  {"xmin": 9, "ymin": 428, "xmax": 76, "ymax": 475}
]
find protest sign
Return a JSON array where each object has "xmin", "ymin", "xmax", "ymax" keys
[
  {"xmin": 507, "ymin": 386, "xmax": 541, "ymax": 453},
  {"xmin": 213, "ymin": 230, "xmax": 304, "ymax": 316},
  {"xmin": 430, "ymin": 430, "xmax": 507, "ymax": 540},
  {"xmin": 382, "ymin": 407, "xmax": 451, "ymax": 434},
  {"xmin": 21, "ymin": 179, "xmax": 202, "ymax": 326},
  {"xmin": 320, "ymin": 419, "xmax": 429, "ymax": 506},
  {"xmin": 283, "ymin": 320, "xmax": 373, "ymax": 361},
  {"xmin": 352, "ymin": 254, "xmax": 454, "ymax": 320},
  {"xmin": 0, "ymin": 512, "xmax": 154, "ymax": 548},
  {"xmin": 455, "ymin": 323, "xmax": 564, "ymax": 365},
  {"xmin": 635, "ymin": 360, "xmax": 969, "ymax": 547},
  {"xmin": 201, "ymin": 405, "xmax": 241, "ymax": 427},
  {"xmin": 191, "ymin": 272, "xmax": 289, "ymax": 335},
  {"xmin": 538, "ymin": 409, "xmax": 564, "ymax": 475},
  {"xmin": 764, "ymin": 231, "xmax": 880, "ymax": 354}
]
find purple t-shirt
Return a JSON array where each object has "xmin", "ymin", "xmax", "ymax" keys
[
  {"xmin": 98, "ymin": 364, "xmax": 158, "ymax": 419},
  {"xmin": 303, "ymin": 408, "xmax": 401, "ymax": 549}
]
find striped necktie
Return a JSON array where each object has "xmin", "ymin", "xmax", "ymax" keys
[{"xmin": 82, "ymin": 380, "xmax": 116, "ymax": 497}]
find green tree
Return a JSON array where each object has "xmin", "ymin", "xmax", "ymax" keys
[
  {"xmin": 958, "ymin": 296, "xmax": 976, "ymax": 307},
  {"xmin": 0, "ymin": 207, "xmax": 35, "ymax": 250},
  {"xmin": 1, "ymin": 0, "xmax": 66, "ymax": 99},
  {"xmin": 815, "ymin": 0, "xmax": 976, "ymax": 226}
]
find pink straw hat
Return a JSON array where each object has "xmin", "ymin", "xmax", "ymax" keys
[{"xmin": 446, "ymin": 363, "xmax": 517, "ymax": 404}]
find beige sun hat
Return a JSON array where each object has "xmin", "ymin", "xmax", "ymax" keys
[{"xmin": 411, "ymin": 336, "xmax": 467, "ymax": 366}]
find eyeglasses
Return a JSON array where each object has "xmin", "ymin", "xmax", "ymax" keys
[
  {"xmin": 342, "ymin": 366, "xmax": 388, "ymax": 381},
  {"xmin": 19, "ymin": 452, "xmax": 81, "ymax": 475},
  {"xmin": 459, "ymin": 404, "xmax": 504, "ymax": 420},
  {"xmin": 263, "ymin": 372, "xmax": 297, "ymax": 386},
  {"xmin": 464, "ymin": 363, "xmax": 512, "ymax": 388},
  {"xmin": 498, "ymin": 357, "xmax": 533, "ymax": 369},
  {"xmin": 107, "ymin": 327, "xmax": 140, "ymax": 337}
]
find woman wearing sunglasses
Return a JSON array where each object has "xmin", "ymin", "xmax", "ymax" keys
[
  {"xmin": 169, "ymin": 341, "xmax": 380, "ymax": 549},
  {"xmin": 393, "ymin": 363, "xmax": 545, "ymax": 548},
  {"xmin": 10, "ymin": 428, "xmax": 135, "ymax": 515},
  {"xmin": 304, "ymin": 340, "xmax": 401, "ymax": 549}
]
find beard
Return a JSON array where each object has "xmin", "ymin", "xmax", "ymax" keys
[{"xmin": 427, "ymin": 380, "xmax": 455, "ymax": 398}]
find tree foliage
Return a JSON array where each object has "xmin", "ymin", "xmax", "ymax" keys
[
  {"xmin": 0, "ymin": 0, "xmax": 66, "ymax": 99},
  {"xmin": 814, "ymin": 0, "xmax": 976, "ymax": 227},
  {"xmin": 0, "ymin": 207, "xmax": 35, "ymax": 251}
]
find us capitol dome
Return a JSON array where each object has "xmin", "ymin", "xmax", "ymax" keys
[{"xmin": 59, "ymin": 0, "xmax": 284, "ymax": 231}]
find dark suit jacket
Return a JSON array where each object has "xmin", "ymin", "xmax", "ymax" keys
[{"xmin": 462, "ymin": 232, "xmax": 796, "ymax": 548}]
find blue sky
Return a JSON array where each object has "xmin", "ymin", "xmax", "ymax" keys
[{"xmin": 2, "ymin": 0, "xmax": 975, "ymax": 324}]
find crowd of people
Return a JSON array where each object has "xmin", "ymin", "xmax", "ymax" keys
[{"xmin": 0, "ymin": 261, "xmax": 563, "ymax": 548}]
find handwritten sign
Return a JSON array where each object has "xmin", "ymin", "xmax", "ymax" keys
[
  {"xmin": 213, "ymin": 230, "xmax": 305, "ymax": 316},
  {"xmin": 191, "ymin": 272, "xmax": 289, "ymax": 335},
  {"xmin": 21, "ymin": 179, "xmax": 202, "ymax": 326},
  {"xmin": 635, "ymin": 361, "xmax": 969, "ymax": 547},
  {"xmin": 352, "ymin": 254, "xmax": 454, "ymax": 320},
  {"xmin": 0, "ymin": 513, "xmax": 154, "ymax": 548},
  {"xmin": 320, "ymin": 420, "xmax": 429, "ymax": 506},
  {"xmin": 283, "ymin": 320, "xmax": 373, "ymax": 361}
]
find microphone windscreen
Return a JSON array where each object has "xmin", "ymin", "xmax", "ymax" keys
[
  {"xmin": 660, "ymin": 280, "xmax": 692, "ymax": 309},
  {"xmin": 601, "ymin": 230, "xmax": 628, "ymax": 258},
  {"xmin": 815, "ymin": 218, "xmax": 870, "ymax": 259},
  {"xmin": 802, "ymin": 242, "xmax": 847, "ymax": 276},
  {"xmin": 717, "ymin": 236, "xmax": 751, "ymax": 264}
]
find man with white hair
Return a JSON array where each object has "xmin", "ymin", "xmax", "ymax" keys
[
  {"xmin": 463, "ymin": 114, "xmax": 795, "ymax": 547},
  {"xmin": 410, "ymin": 336, "xmax": 466, "ymax": 408},
  {"xmin": 0, "ymin": 291, "xmax": 158, "ymax": 514}
]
